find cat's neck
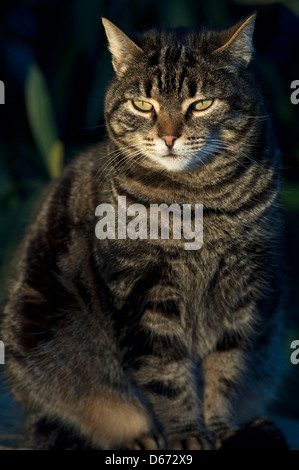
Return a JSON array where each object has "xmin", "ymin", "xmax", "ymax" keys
[{"xmin": 108, "ymin": 153, "xmax": 242, "ymax": 208}]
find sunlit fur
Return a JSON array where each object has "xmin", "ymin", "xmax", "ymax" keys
[{"xmin": 2, "ymin": 16, "xmax": 287, "ymax": 450}]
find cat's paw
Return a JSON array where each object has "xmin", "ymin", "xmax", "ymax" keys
[
  {"xmin": 122, "ymin": 431, "xmax": 165, "ymax": 450},
  {"xmin": 167, "ymin": 431, "xmax": 213, "ymax": 450},
  {"xmin": 217, "ymin": 417, "xmax": 289, "ymax": 450}
]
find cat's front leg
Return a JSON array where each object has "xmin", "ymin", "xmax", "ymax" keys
[
  {"xmin": 134, "ymin": 357, "xmax": 213, "ymax": 450},
  {"xmin": 203, "ymin": 329, "xmax": 283, "ymax": 449},
  {"xmin": 202, "ymin": 348, "xmax": 242, "ymax": 448},
  {"xmin": 123, "ymin": 309, "xmax": 213, "ymax": 450}
]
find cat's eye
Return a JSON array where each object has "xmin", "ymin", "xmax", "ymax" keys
[
  {"xmin": 190, "ymin": 99, "xmax": 214, "ymax": 112},
  {"xmin": 132, "ymin": 100, "xmax": 153, "ymax": 112}
]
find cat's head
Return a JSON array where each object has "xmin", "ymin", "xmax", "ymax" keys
[{"xmin": 103, "ymin": 15, "xmax": 259, "ymax": 172}]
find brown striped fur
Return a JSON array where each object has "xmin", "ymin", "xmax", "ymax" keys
[{"xmin": 1, "ymin": 15, "xmax": 286, "ymax": 449}]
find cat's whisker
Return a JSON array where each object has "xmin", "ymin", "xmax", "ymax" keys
[
  {"xmin": 207, "ymin": 139, "xmax": 258, "ymax": 165},
  {"xmin": 114, "ymin": 151, "xmax": 144, "ymax": 175},
  {"xmin": 96, "ymin": 154, "xmax": 124, "ymax": 184},
  {"xmin": 117, "ymin": 152, "xmax": 149, "ymax": 178},
  {"xmin": 209, "ymin": 136, "xmax": 258, "ymax": 151},
  {"xmin": 100, "ymin": 149, "xmax": 144, "ymax": 185},
  {"xmin": 100, "ymin": 154, "xmax": 138, "ymax": 185},
  {"xmin": 96, "ymin": 151, "xmax": 132, "ymax": 185},
  {"xmin": 118, "ymin": 152, "xmax": 155, "ymax": 178},
  {"xmin": 99, "ymin": 144, "xmax": 144, "ymax": 165},
  {"xmin": 193, "ymin": 148, "xmax": 217, "ymax": 166},
  {"xmin": 95, "ymin": 148, "xmax": 128, "ymax": 178},
  {"xmin": 203, "ymin": 142, "xmax": 249, "ymax": 169},
  {"xmin": 96, "ymin": 145, "xmax": 145, "ymax": 182},
  {"xmin": 96, "ymin": 144, "xmax": 144, "ymax": 167}
]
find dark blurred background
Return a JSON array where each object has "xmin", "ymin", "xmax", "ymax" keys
[{"xmin": 0, "ymin": 0, "xmax": 298, "ymax": 448}]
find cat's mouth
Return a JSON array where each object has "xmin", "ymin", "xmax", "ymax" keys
[
  {"xmin": 149, "ymin": 150, "xmax": 192, "ymax": 172},
  {"xmin": 164, "ymin": 152, "xmax": 183, "ymax": 159}
]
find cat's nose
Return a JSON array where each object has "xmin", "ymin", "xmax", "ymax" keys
[{"xmin": 160, "ymin": 134, "xmax": 179, "ymax": 149}]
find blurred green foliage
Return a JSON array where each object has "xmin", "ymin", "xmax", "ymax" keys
[
  {"xmin": 0, "ymin": 0, "xmax": 299, "ymax": 422},
  {"xmin": 25, "ymin": 64, "xmax": 64, "ymax": 178}
]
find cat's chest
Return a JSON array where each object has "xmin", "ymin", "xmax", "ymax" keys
[
  {"xmin": 96, "ymin": 239, "xmax": 222, "ymax": 355},
  {"xmin": 97, "ymin": 235, "xmax": 218, "ymax": 309}
]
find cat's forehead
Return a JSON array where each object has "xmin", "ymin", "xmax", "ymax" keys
[
  {"xmin": 134, "ymin": 46, "xmax": 210, "ymax": 102},
  {"xmin": 132, "ymin": 31, "xmax": 216, "ymax": 100}
]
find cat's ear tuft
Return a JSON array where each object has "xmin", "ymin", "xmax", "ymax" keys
[
  {"xmin": 214, "ymin": 13, "xmax": 256, "ymax": 68},
  {"xmin": 102, "ymin": 18, "xmax": 143, "ymax": 75}
]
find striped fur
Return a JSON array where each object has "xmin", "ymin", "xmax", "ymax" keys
[{"xmin": 1, "ymin": 16, "xmax": 286, "ymax": 449}]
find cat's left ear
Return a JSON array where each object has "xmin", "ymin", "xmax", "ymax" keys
[
  {"xmin": 102, "ymin": 18, "xmax": 144, "ymax": 75},
  {"xmin": 213, "ymin": 13, "xmax": 256, "ymax": 68}
]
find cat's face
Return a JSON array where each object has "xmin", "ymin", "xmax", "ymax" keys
[
  {"xmin": 126, "ymin": 93, "xmax": 218, "ymax": 172},
  {"xmin": 103, "ymin": 16, "xmax": 258, "ymax": 172}
]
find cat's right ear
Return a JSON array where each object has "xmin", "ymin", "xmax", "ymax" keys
[
  {"xmin": 213, "ymin": 13, "xmax": 256, "ymax": 68},
  {"xmin": 102, "ymin": 18, "xmax": 143, "ymax": 75}
]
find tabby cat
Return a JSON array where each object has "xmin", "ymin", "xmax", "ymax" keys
[{"xmin": 2, "ymin": 15, "xmax": 286, "ymax": 450}]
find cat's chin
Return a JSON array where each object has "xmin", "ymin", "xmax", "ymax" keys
[
  {"xmin": 154, "ymin": 155, "xmax": 189, "ymax": 172},
  {"xmin": 150, "ymin": 154, "xmax": 205, "ymax": 172}
]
